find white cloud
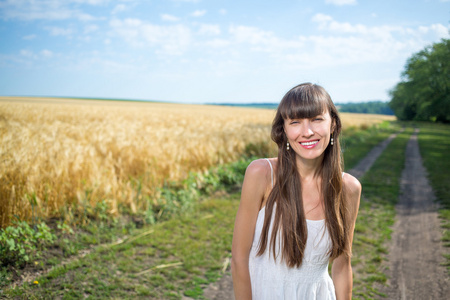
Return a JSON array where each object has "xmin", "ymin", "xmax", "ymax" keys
[
  {"xmin": 46, "ymin": 26, "xmax": 73, "ymax": 36},
  {"xmin": 109, "ymin": 18, "xmax": 191, "ymax": 55},
  {"xmin": 203, "ymin": 38, "xmax": 230, "ymax": 48},
  {"xmin": 84, "ymin": 24, "xmax": 99, "ymax": 34},
  {"xmin": 199, "ymin": 16, "xmax": 450, "ymax": 72},
  {"xmin": 297, "ymin": 14, "xmax": 450, "ymax": 69},
  {"xmin": 171, "ymin": 0, "xmax": 200, "ymax": 3},
  {"xmin": 312, "ymin": 13, "xmax": 333, "ymax": 26},
  {"xmin": 418, "ymin": 23, "xmax": 449, "ymax": 37},
  {"xmin": 23, "ymin": 34, "xmax": 37, "ymax": 40},
  {"xmin": 313, "ymin": 13, "xmax": 363, "ymax": 33},
  {"xmin": 72, "ymin": 0, "xmax": 109, "ymax": 4},
  {"xmin": 0, "ymin": 0, "xmax": 99, "ymax": 21},
  {"xmin": 198, "ymin": 24, "xmax": 220, "ymax": 35},
  {"xmin": 16, "ymin": 49, "xmax": 53, "ymax": 61},
  {"xmin": 312, "ymin": 13, "xmax": 398, "ymax": 38},
  {"xmin": 191, "ymin": 10, "xmax": 206, "ymax": 17},
  {"xmin": 0, "ymin": 0, "xmax": 73, "ymax": 21},
  {"xmin": 20, "ymin": 49, "xmax": 34, "ymax": 58},
  {"xmin": 325, "ymin": 0, "xmax": 357, "ymax": 5},
  {"xmin": 112, "ymin": 4, "xmax": 127, "ymax": 14},
  {"xmin": 288, "ymin": 35, "xmax": 389, "ymax": 66},
  {"xmin": 77, "ymin": 13, "xmax": 97, "ymax": 21},
  {"xmin": 311, "ymin": 13, "xmax": 450, "ymax": 42},
  {"xmin": 161, "ymin": 14, "xmax": 179, "ymax": 22},
  {"xmin": 4, "ymin": 1, "xmax": 449, "ymax": 96},
  {"xmin": 229, "ymin": 25, "xmax": 277, "ymax": 45},
  {"xmin": 40, "ymin": 49, "xmax": 53, "ymax": 58}
]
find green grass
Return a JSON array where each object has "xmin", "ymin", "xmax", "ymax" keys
[
  {"xmin": 4, "ymin": 195, "xmax": 240, "ymax": 299},
  {"xmin": 351, "ymin": 127, "xmax": 413, "ymax": 299},
  {"xmin": 1, "ymin": 122, "xmax": 404, "ymax": 299},
  {"xmin": 416, "ymin": 122, "xmax": 450, "ymax": 273},
  {"xmin": 342, "ymin": 121, "xmax": 395, "ymax": 170}
]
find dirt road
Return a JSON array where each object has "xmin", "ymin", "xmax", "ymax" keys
[{"xmin": 378, "ymin": 129, "xmax": 450, "ymax": 299}]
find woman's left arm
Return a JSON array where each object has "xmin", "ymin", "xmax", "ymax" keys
[
  {"xmin": 332, "ymin": 253, "xmax": 352, "ymax": 300},
  {"xmin": 332, "ymin": 173, "xmax": 361, "ymax": 300}
]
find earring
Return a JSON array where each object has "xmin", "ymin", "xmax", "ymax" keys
[
  {"xmin": 286, "ymin": 141, "xmax": 290, "ymax": 150},
  {"xmin": 330, "ymin": 134, "xmax": 334, "ymax": 146}
]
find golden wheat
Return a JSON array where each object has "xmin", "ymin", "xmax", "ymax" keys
[{"xmin": 0, "ymin": 97, "xmax": 395, "ymax": 227}]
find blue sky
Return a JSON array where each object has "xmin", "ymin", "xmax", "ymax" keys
[{"xmin": 0, "ymin": 0, "xmax": 448, "ymax": 104}]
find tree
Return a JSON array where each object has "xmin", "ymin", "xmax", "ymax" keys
[
  {"xmin": 337, "ymin": 101, "xmax": 394, "ymax": 115},
  {"xmin": 389, "ymin": 38, "xmax": 450, "ymax": 122}
]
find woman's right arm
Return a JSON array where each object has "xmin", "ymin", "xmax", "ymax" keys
[{"xmin": 231, "ymin": 160, "xmax": 269, "ymax": 300}]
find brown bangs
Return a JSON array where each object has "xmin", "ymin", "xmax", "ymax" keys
[{"xmin": 278, "ymin": 84, "xmax": 329, "ymax": 120}]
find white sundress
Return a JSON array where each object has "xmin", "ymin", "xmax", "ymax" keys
[{"xmin": 248, "ymin": 159, "xmax": 336, "ymax": 300}]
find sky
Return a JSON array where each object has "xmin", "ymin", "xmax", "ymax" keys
[{"xmin": 0, "ymin": 0, "xmax": 449, "ymax": 104}]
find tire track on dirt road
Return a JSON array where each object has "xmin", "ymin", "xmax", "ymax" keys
[{"xmin": 378, "ymin": 129, "xmax": 450, "ymax": 300}]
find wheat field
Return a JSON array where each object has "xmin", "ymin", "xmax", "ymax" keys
[{"xmin": 0, "ymin": 97, "xmax": 395, "ymax": 227}]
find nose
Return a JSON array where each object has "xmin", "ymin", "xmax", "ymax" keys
[{"xmin": 301, "ymin": 121, "xmax": 314, "ymax": 137}]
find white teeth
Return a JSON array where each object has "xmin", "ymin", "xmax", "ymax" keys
[{"xmin": 301, "ymin": 141, "xmax": 318, "ymax": 146}]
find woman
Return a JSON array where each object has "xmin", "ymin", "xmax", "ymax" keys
[{"xmin": 231, "ymin": 83, "xmax": 361, "ymax": 300}]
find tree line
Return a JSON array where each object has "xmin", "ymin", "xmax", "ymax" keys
[
  {"xmin": 389, "ymin": 38, "xmax": 449, "ymax": 123},
  {"xmin": 213, "ymin": 102, "xmax": 394, "ymax": 115},
  {"xmin": 337, "ymin": 101, "xmax": 394, "ymax": 115}
]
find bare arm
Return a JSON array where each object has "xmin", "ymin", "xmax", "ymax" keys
[
  {"xmin": 332, "ymin": 254, "xmax": 353, "ymax": 300},
  {"xmin": 332, "ymin": 173, "xmax": 361, "ymax": 300},
  {"xmin": 231, "ymin": 160, "xmax": 270, "ymax": 300}
]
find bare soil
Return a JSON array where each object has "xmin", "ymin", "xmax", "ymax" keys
[{"xmin": 377, "ymin": 129, "xmax": 450, "ymax": 299}]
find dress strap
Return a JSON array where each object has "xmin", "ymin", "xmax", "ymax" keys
[{"xmin": 265, "ymin": 158, "xmax": 274, "ymax": 188}]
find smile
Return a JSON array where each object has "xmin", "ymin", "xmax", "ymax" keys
[{"xmin": 299, "ymin": 140, "xmax": 319, "ymax": 149}]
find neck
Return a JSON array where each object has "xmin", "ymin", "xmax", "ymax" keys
[{"xmin": 295, "ymin": 154, "xmax": 323, "ymax": 180}]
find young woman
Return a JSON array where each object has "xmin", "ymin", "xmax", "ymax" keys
[{"xmin": 231, "ymin": 83, "xmax": 361, "ymax": 300}]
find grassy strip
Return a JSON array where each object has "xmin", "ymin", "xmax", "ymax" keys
[
  {"xmin": 1, "ymin": 123, "xmax": 400, "ymax": 299},
  {"xmin": 351, "ymin": 127, "xmax": 412, "ymax": 299},
  {"xmin": 416, "ymin": 122, "xmax": 450, "ymax": 273},
  {"xmin": 341, "ymin": 121, "xmax": 394, "ymax": 170}
]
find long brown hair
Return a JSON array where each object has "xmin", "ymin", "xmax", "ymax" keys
[{"xmin": 257, "ymin": 83, "xmax": 350, "ymax": 268}]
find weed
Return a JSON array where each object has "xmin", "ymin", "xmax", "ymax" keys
[{"xmin": 0, "ymin": 219, "xmax": 56, "ymax": 269}]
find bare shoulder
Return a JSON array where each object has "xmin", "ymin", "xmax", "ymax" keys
[
  {"xmin": 342, "ymin": 172, "xmax": 361, "ymax": 214},
  {"xmin": 343, "ymin": 173, "xmax": 361, "ymax": 195},
  {"xmin": 238, "ymin": 158, "xmax": 275, "ymax": 212},
  {"xmin": 241, "ymin": 158, "xmax": 276, "ymax": 202},
  {"xmin": 245, "ymin": 158, "xmax": 275, "ymax": 182}
]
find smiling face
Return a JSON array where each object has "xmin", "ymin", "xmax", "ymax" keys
[
  {"xmin": 284, "ymin": 110, "xmax": 334, "ymax": 161},
  {"xmin": 271, "ymin": 83, "xmax": 342, "ymax": 167}
]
